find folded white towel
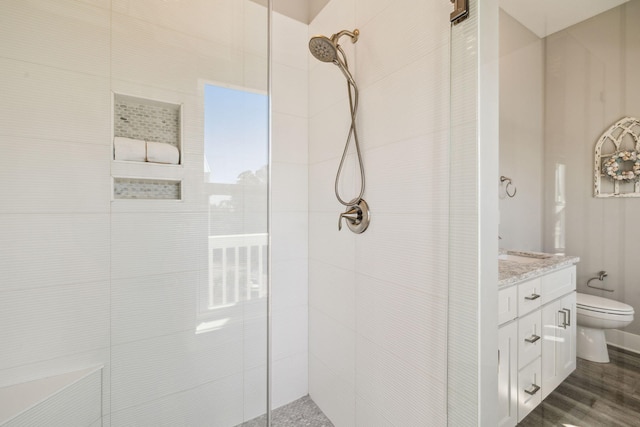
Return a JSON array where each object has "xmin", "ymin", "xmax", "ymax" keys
[
  {"xmin": 146, "ymin": 141, "xmax": 180, "ymax": 165},
  {"xmin": 114, "ymin": 137, "xmax": 146, "ymax": 162}
]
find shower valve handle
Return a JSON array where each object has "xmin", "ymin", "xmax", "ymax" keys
[
  {"xmin": 338, "ymin": 207, "xmax": 360, "ymax": 231},
  {"xmin": 337, "ymin": 199, "xmax": 370, "ymax": 234}
]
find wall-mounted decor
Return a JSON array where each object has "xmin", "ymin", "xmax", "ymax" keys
[{"xmin": 594, "ymin": 117, "xmax": 640, "ymax": 198}]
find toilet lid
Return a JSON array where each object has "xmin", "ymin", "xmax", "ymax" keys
[{"xmin": 577, "ymin": 293, "xmax": 634, "ymax": 314}]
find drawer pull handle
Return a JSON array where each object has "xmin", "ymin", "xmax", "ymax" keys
[
  {"xmin": 524, "ymin": 294, "xmax": 540, "ymax": 301},
  {"xmin": 524, "ymin": 384, "xmax": 540, "ymax": 396},
  {"xmin": 525, "ymin": 334, "xmax": 540, "ymax": 344}
]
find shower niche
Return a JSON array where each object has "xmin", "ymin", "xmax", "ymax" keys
[{"xmin": 111, "ymin": 93, "xmax": 184, "ymax": 201}]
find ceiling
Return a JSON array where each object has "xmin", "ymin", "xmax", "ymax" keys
[
  {"xmin": 251, "ymin": 0, "xmax": 330, "ymax": 24},
  {"xmin": 500, "ymin": 0, "xmax": 629, "ymax": 38},
  {"xmin": 259, "ymin": 0, "xmax": 630, "ymax": 38}
]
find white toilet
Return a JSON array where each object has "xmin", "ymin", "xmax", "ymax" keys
[{"xmin": 576, "ymin": 292, "xmax": 634, "ymax": 363}]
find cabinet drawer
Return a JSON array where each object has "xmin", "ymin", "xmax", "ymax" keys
[
  {"xmin": 541, "ymin": 265, "xmax": 576, "ymax": 304},
  {"xmin": 518, "ymin": 357, "xmax": 542, "ymax": 423},
  {"xmin": 498, "ymin": 286, "xmax": 518, "ymax": 326},
  {"xmin": 518, "ymin": 309, "xmax": 542, "ymax": 368},
  {"xmin": 518, "ymin": 278, "xmax": 542, "ymax": 316}
]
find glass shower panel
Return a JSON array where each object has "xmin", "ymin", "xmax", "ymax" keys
[
  {"xmin": 108, "ymin": 1, "xmax": 270, "ymax": 426},
  {"xmin": 0, "ymin": 1, "xmax": 268, "ymax": 427}
]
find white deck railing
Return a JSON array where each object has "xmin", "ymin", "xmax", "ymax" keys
[{"xmin": 207, "ymin": 233, "xmax": 268, "ymax": 308}]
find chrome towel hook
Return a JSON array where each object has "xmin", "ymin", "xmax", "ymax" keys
[{"xmin": 500, "ymin": 176, "xmax": 517, "ymax": 198}]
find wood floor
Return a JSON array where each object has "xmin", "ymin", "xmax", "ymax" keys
[{"xmin": 519, "ymin": 346, "xmax": 640, "ymax": 426}]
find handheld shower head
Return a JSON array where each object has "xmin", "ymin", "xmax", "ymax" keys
[
  {"xmin": 309, "ymin": 36, "xmax": 337, "ymax": 62},
  {"xmin": 308, "ymin": 29, "xmax": 359, "ymax": 64}
]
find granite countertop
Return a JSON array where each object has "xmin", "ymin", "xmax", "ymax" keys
[{"xmin": 498, "ymin": 250, "xmax": 580, "ymax": 288}]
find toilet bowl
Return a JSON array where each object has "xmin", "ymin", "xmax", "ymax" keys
[{"xmin": 576, "ymin": 292, "xmax": 634, "ymax": 363}]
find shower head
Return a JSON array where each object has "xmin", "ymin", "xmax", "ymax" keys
[
  {"xmin": 308, "ymin": 29, "xmax": 359, "ymax": 63},
  {"xmin": 309, "ymin": 35, "xmax": 337, "ymax": 63}
]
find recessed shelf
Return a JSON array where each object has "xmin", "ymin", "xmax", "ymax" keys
[
  {"xmin": 113, "ymin": 93, "xmax": 182, "ymax": 165},
  {"xmin": 113, "ymin": 178, "xmax": 182, "ymax": 200}
]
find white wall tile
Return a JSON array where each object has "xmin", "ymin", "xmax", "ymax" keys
[
  {"xmin": 0, "ymin": 138, "xmax": 111, "ymax": 214},
  {"xmin": 0, "ymin": 281, "xmax": 109, "ymax": 369},
  {"xmin": 355, "ymin": 0, "xmax": 450, "ymax": 88},
  {"xmin": 0, "ymin": 214, "xmax": 110, "ymax": 292},
  {"xmin": 0, "ymin": 0, "xmax": 110, "ymax": 76},
  {"xmin": 308, "ymin": 64, "xmax": 349, "ymax": 119},
  {"xmin": 110, "ymin": 212, "xmax": 207, "ymax": 279},
  {"xmin": 3, "ymin": 367, "xmax": 102, "ymax": 427},
  {"xmin": 308, "ymin": 103, "xmax": 352, "ymax": 165},
  {"xmin": 110, "ymin": 326, "xmax": 244, "ymax": 412},
  {"xmin": 309, "ymin": 354, "xmax": 355, "ymax": 427},
  {"xmin": 0, "ymin": 59, "xmax": 110, "ymax": 143},
  {"xmin": 270, "ymin": 212, "xmax": 309, "ymax": 262},
  {"xmin": 272, "ymin": 352, "xmax": 309, "ymax": 409},
  {"xmin": 243, "ymin": 365, "xmax": 268, "ymax": 421},
  {"xmin": 355, "ymin": 336, "xmax": 446, "ymax": 427},
  {"xmin": 308, "ymin": 260, "xmax": 356, "ymax": 328},
  {"xmin": 272, "ymin": 306, "xmax": 308, "ymax": 361},
  {"xmin": 362, "ymin": 132, "xmax": 449, "ymax": 214},
  {"xmin": 243, "ymin": 0, "xmax": 269, "ymax": 58},
  {"xmin": 358, "ymin": 48, "xmax": 450, "ymax": 149},
  {"xmin": 271, "ymin": 112, "xmax": 308, "ymax": 164},
  {"xmin": 355, "ymin": 396, "xmax": 394, "ymax": 427},
  {"xmin": 308, "ymin": 212, "xmax": 355, "ymax": 270},
  {"xmin": 308, "ymin": 1, "xmax": 451, "ymax": 424},
  {"xmin": 272, "ymin": 12, "xmax": 310, "ymax": 70},
  {"xmin": 309, "ymin": 156, "xmax": 362, "ymax": 214},
  {"xmin": 270, "ymin": 259, "xmax": 308, "ymax": 311},
  {"xmin": 271, "ymin": 162, "xmax": 309, "ymax": 213},
  {"xmin": 111, "ymin": 271, "xmax": 199, "ymax": 345},
  {"xmin": 354, "ymin": 212, "xmax": 448, "ymax": 296},
  {"xmin": 309, "ymin": 308, "xmax": 355, "ymax": 382},
  {"xmin": 109, "ymin": 373, "xmax": 244, "ymax": 427},
  {"xmin": 0, "ymin": 2, "xmax": 280, "ymax": 425},
  {"xmin": 355, "ymin": 274, "xmax": 447, "ymax": 373},
  {"xmin": 243, "ymin": 315, "xmax": 268, "ymax": 370},
  {"xmin": 272, "ymin": 63, "xmax": 308, "ymax": 117},
  {"xmin": 117, "ymin": 0, "xmax": 244, "ymax": 48}
]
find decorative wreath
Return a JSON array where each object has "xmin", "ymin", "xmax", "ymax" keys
[{"xmin": 603, "ymin": 150, "xmax": 640, "ymax": 181}]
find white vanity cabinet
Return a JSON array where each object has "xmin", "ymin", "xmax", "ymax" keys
[{"xmin": 498, "ymin": 265, "xmax": 576, "ymax": 426}]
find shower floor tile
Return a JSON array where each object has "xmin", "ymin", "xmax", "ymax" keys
[{"xmin": 239, "ymin": 395, "xmax": 334, "ymax": 427}]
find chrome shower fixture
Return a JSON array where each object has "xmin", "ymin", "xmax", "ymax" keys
[
  {"xmin": 309, "ymin": 29, "xmax": 359, "ymax": 63},
  {"xmin": 309, "ymin": 29, "xmax": 370, "ymax": 234}
]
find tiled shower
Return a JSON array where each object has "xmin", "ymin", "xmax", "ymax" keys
[{"xmin": 0, "ymin": 0, "xmax": 486, "ymax": 425}]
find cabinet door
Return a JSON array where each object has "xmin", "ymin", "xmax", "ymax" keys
[
  {"xmin": 498, "ymin": 322, "xmax": 518, "ymax": 427},
  {"xmin": 557, "ymin": 292, "xmax": 576, "ymax": 378},
  {"xmin": 541, "ymin": 291, "xmax": 576, "ymax": 399}
]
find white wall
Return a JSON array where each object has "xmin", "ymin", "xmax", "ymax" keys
[
  {"xmin": 499, "ymin": 9, "xmax": 545, "ymax": 252},
  {"xmin": 270, "ymin": 9, "xmax": 310, "ymax": 409},
  {"xmin": 0, "ymin": 1, "xmax": 308, "ymax": 425},
  {"xmin": 307, "ymin": 0, "xmax": 451, "ymax": 424},
  {"xmin": 543, "ymin": 1, "xmax": 640, "ymax": 337}
]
